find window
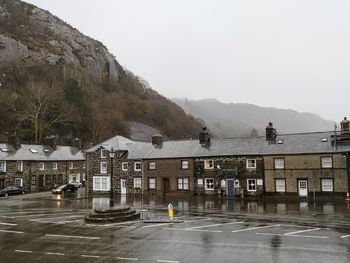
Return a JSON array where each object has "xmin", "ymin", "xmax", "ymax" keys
[
  {"xmin": 275, "ymin": 179, "xmax": 286, "ymax": 192},
  {"xmin": 247, "ymin": 179, "xmax": 257, "ymax": 192},
  {"xmin": 15, "ymin": 178, "xmax": 23, "ymax": 187},
  {"xmin": 101, "ymin": 149, "xmax": 108, "ymax": 158},
  {"xmin": 148, "ymin": 161, "xmax": 156, "ymax": 170},
  {"xmin": 321, "ymin": 179, "xmax": 333, "ymax": 192},
  {"xmin": 321, "ymin": 157, "xmax": 333, "ymax": 168},
  {"xmin": 204, "ymin": 160, "xmax": 214, "ymax": 170},
  {"xmin": 274, "ymin": 158, "xmax": 285, "ymax": 169},
  {"xmin": 246, "ymin": 159, "xmax": 257, "ymax": 169},
  {"xmin": 31, "ymin": 175, "xmax": 36, "ymax": 185},
  {"xmin": 68, "ymin": 162, "xmax": 74, "ymax": 169},
  {"xmin": 122, "ymin": 162, "xmax": 128, "ymax": 171},
  {"xmin": 100, "ymin": 162, "xmax": 107, "ymax": 174},
  {"xmin": 93, "ymin": 176, "xmax": 110, "ymax": 191},
  {"xmin": 178, "ymin": 178, "xmax": 189, "ymax": 190},
  {"xmin": 53, "ymin": 162, "xmax": 58, "ymax": 170},
  {"xmin": 134, "ymin": 162, "xmax": 142, "ymax": 171},
  {"xmin": 205, "ymin": 178, "xmax": 214, "ymax": 190},
  {"xmin": 0, "ymin": 161, "xmax": 6, "ymax": 172},
  {"xmin": 16, "ymin": 161, "xmax": 23, "ymax": 172},
  {"xmin": 29, "ymin": 149, "xmax": 38, "ymax": 154},
  {"xmin": 181, "ymin": 160, "xmax": 189, "ymax": 169},
  {"xmin": 134, "ymin": 178, "xmax": 142, "ymax": 189},
  {"xmin": 149, "ymin": 178, "xmax": 156, "ymax": 189},
  {"xmin": 39, "ymin": 162, "xmax": 45, "ymax": 170}
]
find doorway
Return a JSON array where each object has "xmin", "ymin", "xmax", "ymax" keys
[
  {"xmin": 121, "ymin": 179, "xmax": 127, "ymax": 195},
  {"xmin": 298, "ymin": 180, "xmax": 308, "ymax": 197},
  {"xmin": 163, "ymin": 178, "xmax": 170, "ymax": 194}
]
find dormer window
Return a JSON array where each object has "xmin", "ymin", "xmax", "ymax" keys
[
  {"xmin": 277, "ymin": 140, "xmax": 284, "ymax": 144},
  {"xmin": 101, "ymin": 149, "xmax": 108, "ymax": 158},
  {"xmin": 0, "ymin": 148, "xmax": 9, "ymax": 152},
  {"xmin": 43, "ymin": 149, "xmax": 50, "ymax": 153},
  {"xmin": 322, "ymin": 138, "xmax": 328, "ymax": 142}
]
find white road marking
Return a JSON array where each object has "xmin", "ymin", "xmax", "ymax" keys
[
  {"xmin": 0, "ymin": 216, "xmax": 15, "ymax": 219},
  {"xmin": 87, "ymin": 220, "xmax": 143, "ymax": 227},
  {"xmin": 30, "ymin": 215, "xmax": 83, "ymax": 221},
  {"xmin": 163, "ymin": 228, "xmax": 222, "ymax": 233},
  {"xmin": 81, "ymin": 254, "xmax": 100, "ymax": 258},
  {"xmin": 183, "ymin": 218, "xmax": 213, "ymax": 223},
  {"xmin": 186, "ymin": 221, "xmax": 243, "ymax": 230},
  {"xmin": 232, "ymin": 224, "xmax": 280, "ymax": 233},
  {"xmin": 143, "ymin": 223, "xmax": 174, "ymax": 228},
  {"xmin": 256, "ymin": 232, "xmax": 330, "ymax": 239},
  {"xmin": 46, "ymin": 252, "xmax": 65, "ymax": 256},
  {"xmin": 0, "ymin": 222, "xmax": 17, "ymax": 226},
  {"xmin": 45, "ymin": 234, "xmax": 100, "ymax": 240},
  {"xmin": 157, "ymin": 260, "xmax": 180, "ymax": 263},
  {"xmin": 340, "ymin": 234, "xmax": 350, "ymax": 238},
  {"xmin": 117, "ymin": 257, "xmax": 139, "ymax": 261},
  {"xmin": 33, "ymin": 219, "xmax": 81, "ymax": 224},
  {"xmin": 0, "ymin": 229, "xmax": 24, "ymax": 234},
  {"xmin": 15, "ymin": 250, "xmax": 32, "ymax": 253},
  {"xmin": 284, "ymin": 228, "xmax": 320, "ymax": 236}
]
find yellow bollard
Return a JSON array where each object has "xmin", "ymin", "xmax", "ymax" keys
[{"xmin": 168, "ymin": 204, "xmax": 174, "ymax": 222}]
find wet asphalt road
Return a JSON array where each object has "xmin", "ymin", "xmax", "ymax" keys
[{"xmin": 1, "ymin": 190, "xmax": 350, "ymax": 263}]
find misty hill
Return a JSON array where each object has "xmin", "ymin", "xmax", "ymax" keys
[
  {"xmin": 173, "ymin": 98, "xmax": 334, "ymax": 138},
  {"xmin": 0, "ymin": 0, "xmax": 202, "ymax": 145}
]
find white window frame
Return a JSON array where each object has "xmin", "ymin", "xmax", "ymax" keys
[
  {"xmin": 101, "ymin": 149, "xmax": 108, "ymax": 159},
  {"xmin": 247, "ymin": 179, "xmax": 257, "ymax": 192},
  {"xmin": 134, "ymin": 162, "xmax": 142, "ymax": 171},
  {"xmin": 275, "ymin": 179, "xmax": 286, "ymax": 192},
  {"xmin": 274, "ymin": 158, "xmax": 285, "ymax": 169},
  {"xmin": 321, "ymin": 179, "xmax": 333, "ymax": 192},
  {"xmin": 321, "ymin": 157, "xmax": 333, "ymax": 168},
  {"xmin": 122, "ymin": 162, "xmax": 128, "ymax": 171},
  {"xmin": 68, "ymin": 162, "xmax": 74, "ymax": 169},
  {"xmin": 16, "ymin": 161, "xmax": 23, "ymax": 172},
  {"xmin": 181, "ymin": 160, "xmax": 189, "ymax": 169},
  {"xmin": 134, "ymin": 177, "xmax": 142, "ymax": 189},
  {"xmin": 93, "ymin": 176, "xmax": 110, "ymax": 191},
  {"xmin": 204, "ymin": 160, "xmax": 214, "ymax": 170},
  {"xmin": 148, "ymin": 161, "xmax": 156, "ymax": 170},
  {"xmin": 246, "ymin": 159, "xmax": 257, "ymax": 169},
  {"xmin": 53, "ymin": 162, "xmax": 58, "ymax": 170},
  {"xmin": 15, "ymin": 178, "xmax": 23, "ymax": 187},
  {"xmin": 39, "ymin": 162, "xmax": 45, "ymax": 170},
  {"xmin": 205, "ymin": 178, "xmax": 214, "ymax": 190},
  {"xmin": 100, "ymin": 162, "xmax": 107, "ymax": 174},
  {"xmin": 0, "ymin": 161, "xmax": 6, "ymax": 172},
  {"xmin": 178, "ymin": 178, "xmax": 189, "ymax": 190},
  {"xmin": 149, "ymin": 178, "xmax": 156, "ymax": 189}
]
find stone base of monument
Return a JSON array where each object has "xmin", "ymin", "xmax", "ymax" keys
[{"xmin": 85, "ymin": 206, "xmax": 140, "ymax": 223}]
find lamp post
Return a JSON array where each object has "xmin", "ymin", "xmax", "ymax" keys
[{"xmin": 109, "ymin": 148, "xmax": 116, "ymax": 208}]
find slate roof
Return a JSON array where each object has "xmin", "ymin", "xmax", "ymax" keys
[
  {"xmin": 0, "ymin": 143, "xmax": 85, "ymax": 161},
  {"xmin": 85, "ymin": 131, "xmax": 350, "ymax": 160}
]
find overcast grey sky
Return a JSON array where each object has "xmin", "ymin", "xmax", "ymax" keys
[{"xmin": 25, "ymin": 0, "xmax": 350, "ymax": 121}]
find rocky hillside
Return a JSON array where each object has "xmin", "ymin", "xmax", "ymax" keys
[
  {"xmin": 0, "ymin": 0, "xmax": 203, "ymax": 145},
  {"xmin": 173, "ymin": 98, "xmax": 334, "ymax": 138}
]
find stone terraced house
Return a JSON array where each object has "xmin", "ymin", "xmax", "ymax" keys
[
  {"xmin": 84, "ymin": 118, "xmax": 350, "ymax": 198},
  {"xmin": 0, "ymin": 137, "xmax": 85, "ymax": 192}
]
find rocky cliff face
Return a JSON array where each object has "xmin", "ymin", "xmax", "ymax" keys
[
  {"xmin": 0, "ymin": 0, "xmax": 119, "ymax": 82},
  {"xmin": 0, "ymin": 0, "xmax": 203, "ymax": 144}
]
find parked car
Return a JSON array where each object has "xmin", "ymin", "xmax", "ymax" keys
[
  {"xmin": 52, "ymin": 184, "xmax": 77, "ymax": 194},
  {"xmin": 69, "ymin": 181, "xmax": 82, "ymax": 188},
  {"xmin": 0, "ymin": 186, "xmax": 26, "ymax": 197}
]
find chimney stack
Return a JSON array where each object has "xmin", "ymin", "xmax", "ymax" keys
[
  {"xmin": 43, "ymin": 135, "xmax": 57, "ymax": 150},
  {"xmin": 7, "ymin": 135, "xmax": 20, "ymax": 150},
  {"xmin": 199, "ymin": 127, "xmax": 211, "ymax": 147},
  {"xmin": 266, "ymin": 122, "xmax": 277, "ymax": 143},
  {"xmin": 152, "ymin": 132, "xmax": 163, "ymax": 148},
  {"xmin": 341, "ymin": 117, "xmax": 350, "ymax": 135},
  {"xmin": 71, "ymin": 138, "xmax": 82, "ymax": 150}
]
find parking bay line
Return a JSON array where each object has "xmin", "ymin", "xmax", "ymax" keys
[
  {"xmin": 0, "ymin": 222, "xmax": 17, "ymax": 226},
  {"xmin": 0, "ymin": 229, "xmax": 24, "ymax": 234},
  {"xmin": 164, "ymin": 228, "xmax": 222, "ymax": 233},
  {"xmin": 46, "ymin": 252, "xmax": 65, "ymax": 256},
  {"xmin": 256, "ymin": 233, "xmax": 330, "ymax": 239},
  {"xmin": 157, "ymin": 260, "xmax": 180, "ymax": 263},
  {"xmin": 185, "ymin": 221, "xmax": 243, "ymax": 230},
  {"xmin": 117, "ymin": 257, "xmax": 139, "ymax": 261},
  {"xmin": 143, "ymin": 218, "xmax": 212, "ymax": 229},
  {"xmin": 15, "ymin": 250, "xmax": 32, "ymax": 253},
  {"xmin": 284, "ymin": 228, "xmax": 320, "ymax": 236},
  {"xmin": 45, "ymin": 234, "xmax": 100, "ymax": 240},
  {"xmin": 341, "ymin": 234, "xmax": 350, "ymax": 239},
  {"xmin": 232, "ymin": 224, "xmax": 281, "ymax": 233}
]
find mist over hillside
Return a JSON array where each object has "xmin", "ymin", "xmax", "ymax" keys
[{"xmin": 173, "ymin": 98, "xmax": 335, "ymax": 138}]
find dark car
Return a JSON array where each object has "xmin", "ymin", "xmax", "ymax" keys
[
  {"xmin": 52, "ymin": 184, "xmax": 77, "ymax": 194},
  {"xmin": 0, "ymin": 186, "xmax": 26, "ymax": 197}
]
